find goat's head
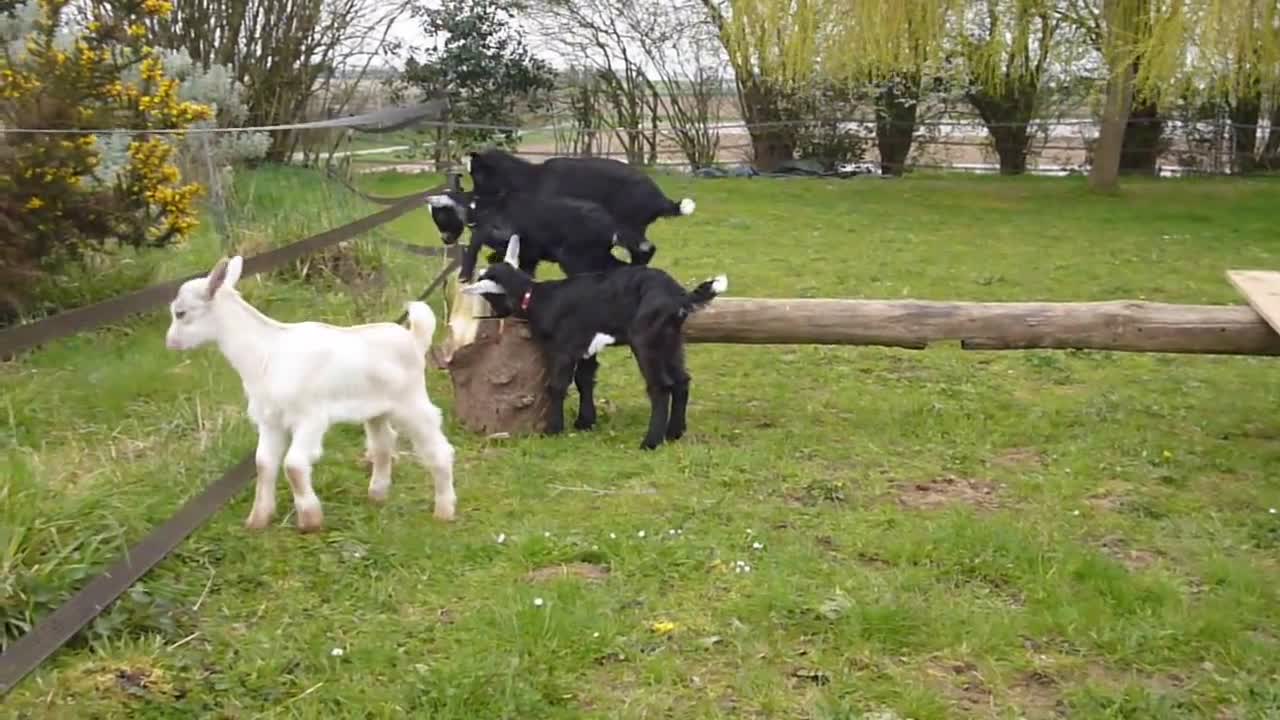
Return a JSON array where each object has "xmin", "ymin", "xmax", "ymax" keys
[
  {"xmin": 424, "ymin": 189, "xmax": 476, "ymax": 245},
  {"xmin": 165, "ymin": 255, "xmax": 243, "ymax": 351},
  {"xmin": 460, "ymin": 234, "xmax": 530, "ymax": 317}
]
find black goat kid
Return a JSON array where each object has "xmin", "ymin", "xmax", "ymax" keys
[
  {"xmin": 426, "ymin": 188, "xmax": 651, "ymax": 282},
  {"xmin": 465, "ymin": 149, "xmax": 695, "ymax": 262},
  {"xmin": 462, "ymin": 236, "xmax": 727, "ymax": 450}
]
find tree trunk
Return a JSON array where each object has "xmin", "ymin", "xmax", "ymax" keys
[
  {"xmin": 437, "ymin": 278, "xmax": 554, "ymax": 436},
  {"xmin": 1090, "ymin": 58, "xmax": 1134, "ymax": 192},
  {"xmin": 967, "ymin": 88, "xmax": 1035, "ymax": 175},
  {"xmin": 875, "ymin": 74, "xmax": 921, "ymax": 177},
  {"xmin": 1229, "ymin": 90, "xmax": 1262, "ymax": 175},
  {"xmin": 443, "ymin": 319, "xmax": 555, "ymax": 436},
  {"xmin": 737, "ymin": 77, "xmax": 795, "ymax": 171},
  {"xmin": 1119, "ymin": 98, "xmax": 1163, "ymax": 175},
  {"xmin": 1262, "ymin": 102, "xmax": 1280, "ymax": 170}
]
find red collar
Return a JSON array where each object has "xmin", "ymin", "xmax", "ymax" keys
[{"xmin": 520, "ymin": 289, "xmax": 532, "ymax": 312}]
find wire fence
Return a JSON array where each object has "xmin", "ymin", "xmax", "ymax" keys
[{"xmin": 287, "ymin": 109, "xmax": 1278, "ymax": 179}]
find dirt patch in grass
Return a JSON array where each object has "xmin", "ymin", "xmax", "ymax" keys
[
  {"xmin": 1085, "ymin": 491, "xmax": 1127, "ymax": 513},
  {"xmin": 1098, "ymin": 536, "xmax": 1162, "ymax": 571},
  {"xmin": 1008, "ymin": 669, "xmax": 1065, "ymax": 719},
  {"xmin": 896, "ymin": 475, "xmax": 1004, "ymax": 511},
  {"xmin": 992, "ymin": 448, "xmax": 1046, "ymax": 468},
  {"xmin": 924, "ymin": 659, "xmax": 994, "ymax": 715},
  {"xmin": 526, "ymin": 562, "xmax": 610, "ymax": 583}
]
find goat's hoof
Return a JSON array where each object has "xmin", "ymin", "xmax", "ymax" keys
[
  {"xmin": 434, "ymin": 503, "xmax": 457, "ymax": 522},
  {"xmin": 245, "ymin": 512, "xmax": 273, "ymax": 531},
  {"xmin": 665, "ymin": 427, "xmax": 685, "ymax": 441},
  {"xmin": 639, "ymin": 438, "xmax": 663, "ymax": 451},
  {"xmin": 573, "ymin": 416, "xmax": 596, "ymax": 431},
  {"xmin": 368, "ymin": 486, "xmax": 390, "ymax": 504},
  {"xmin": 296, "ymin": 505, "xmax": 325, "ymax": 533}
]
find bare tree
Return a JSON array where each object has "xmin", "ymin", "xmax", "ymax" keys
[
  {"xmin": 529, "ymin": 0, "xmax": 662, "ymax": 164},
  {"xmin": 136, "ymin": 0, "xmax": 409, "ymax": 161}
]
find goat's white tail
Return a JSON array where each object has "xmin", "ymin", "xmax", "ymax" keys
[{"xmin": 406, "ymin": 301, "xmax": 437, "ymax": 356}]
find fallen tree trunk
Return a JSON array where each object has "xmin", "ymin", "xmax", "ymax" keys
[{"xmin": 681, "ymin": 298, "xmax": 1280, "ymax": 356}]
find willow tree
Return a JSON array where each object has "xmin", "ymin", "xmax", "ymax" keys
[
  {"xmin": 823, "ymin": 0, "xmax": 953, "ymax": 174},
  {"xmin": 1196, "ymin": 0, "xmax": 1280, "ymax": 172},
  {"xmin": 698, "ymin": 0, "xmax": 828, "ymax": 170},
  {"xmin": 955, "ymin": 0, "xmax": 1065, "ymax": 174}
]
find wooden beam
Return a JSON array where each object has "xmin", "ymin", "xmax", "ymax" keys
[
  {"xmin": 681, "ymin": 298, "xmax": 1280, "ymax": 356},
  {"xmin": 1226, "ymin": 270, "xmax": 1280, "ymax": 337}
]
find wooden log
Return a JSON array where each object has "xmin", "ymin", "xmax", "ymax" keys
[{"xmin": 682, "ymin": 298, "xmax": 1280, "ymax": 356}]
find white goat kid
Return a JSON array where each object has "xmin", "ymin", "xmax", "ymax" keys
[{"xmin": 165, "ymin": 256, "xmax": 457, "ymax": 532}]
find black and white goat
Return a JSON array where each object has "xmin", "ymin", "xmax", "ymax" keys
[
  {"xmin": 425, "ymin": 188, "xmax": 648, "ymax": 282},
  {"xmin": 464, "ymin": 149, "xmax": 696, "ymax": 262},
  {"xmin": 427, "ymin": 172, "xmax": 471, "ymax": 247},
  {"xmin": 461, "ymin": 236, "xmax": 726, "ymax": 450}
]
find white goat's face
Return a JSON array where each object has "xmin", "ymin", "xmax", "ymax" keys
[{"xmin": 165, "ymin": 256, "xmax": 243, "ymax": 351}]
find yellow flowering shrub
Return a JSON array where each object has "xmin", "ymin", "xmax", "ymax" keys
[{"xmin": 0, "ymin": 0, "xmax": 213, "ymax": 317}]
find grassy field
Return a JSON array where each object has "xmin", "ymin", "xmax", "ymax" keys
[{"xmin": 3, "ymin": 168, "xmax": 1280, "ymax": 718}]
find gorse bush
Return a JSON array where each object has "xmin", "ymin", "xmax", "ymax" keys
[{"xmin": 0, "ymin": 0, "xmax": 214, "ymax": 321}]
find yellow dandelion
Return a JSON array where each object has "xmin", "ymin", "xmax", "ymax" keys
[
  {"xmin": 648, "ymin": 619, "xmax": 678, "ymax": 635},
  {"xmin": 25, "ymin": 197, "xmax": 45, "ymax": 211}
]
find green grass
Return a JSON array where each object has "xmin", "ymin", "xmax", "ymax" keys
[{"xmin": 4, "ymin": 169, "xmax": 1280, "ymax": 718}]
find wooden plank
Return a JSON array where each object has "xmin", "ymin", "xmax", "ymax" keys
[{"xmin": 1227, "ymin": 270, "xmax": 1280, "ymax": 337}]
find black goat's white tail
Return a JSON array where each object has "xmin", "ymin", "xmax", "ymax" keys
[
  {"xmin": 684, "ymin": 274, "xmax": 727, "ymax": 312},
  {"xmin": 664, "ymin": 197, "xmax": 697, "ymax": 217}
]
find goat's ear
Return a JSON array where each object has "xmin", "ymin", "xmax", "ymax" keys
[
  {"xmin": 425, "ymin": 194, "xmax": 456, "ymax": 208},
  {"xmin": 205, "ymin": 257, "xmax": 230, "ymax": 300},
  {"xmin": 503, "ymin": 234, "xmax": 521, "ymax": 267},
  {"xmin": 461, "ymin": 279, "xmax": 506, "ymax": 296},
  {"xmin": 223, "ymin": 256, "xmax": 244, "ymax": 291}
]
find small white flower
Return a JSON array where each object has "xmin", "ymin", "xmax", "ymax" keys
[
  {"xmin": 609, "ymin": 533, "xmax": 617, "ymax": 539},
  {"xmin": 591, "ymin": 544, "xmax": 599, "ymax": 550},
  {"xmin": 533, "ymin": 597, "xmax": 545, "ymax": 607},
  {"xmin": 1270, "ymin": 508, "xmax": 1277, "ymax": 515},
  {"xmin": 496, "ymin": 533, "xmax": 507, "ymax": 544},
  {"xmin": 1072, "ymin": 510, "xmax": 1081, "ymax": 516},
  {"xmin": 668, "ymin": 529, "xmax": 678, "ymax": 536},
  {"xmin": 637, "ymin": 530, "xmax": 646, "ymax": 538},
  {"xmin": 330, "ymin": 647, "xmax": 345, "ymax": 657},
  {"xmin": 544, "ymin": 531, "xmax": 551, "ymax": 538},
  {"xmin": 751, "ymin": 542, "xmax": 764, "ymax": 550},
  {"xmin": 746, "ymin": 529, "xmax": 754, "ymax": 535},
  {"xmin": 592, "ymin": 632, "xmax": 601, "ymax": 638}
]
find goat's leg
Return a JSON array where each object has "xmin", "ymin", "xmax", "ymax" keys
[
  {"xmin": 619, "ymin": 227, "xmax": 656, "ymax": 265},
  {"xmin": 459, "ymin": 237, "xmax": 486, "ymax": 282},
  {"xmin": 573, "ymin": 356, "xmax": 600, "ymax": 430},
  {"xmin": 246, "ymin": 423, "xmax": 287, "ymax": 530},
  {"xmin": 282, "ymin": 421, "xmax": 329, "ymax": 533},
  {"xmin": 666, "ymin": 351, "xmax": 692, "ymax": 442},
  {"xmin": 394, "ymin": 399, "xmax": 457, "ymax": 521},
  {"xmin": 364, "ymin": 415, "xmax": 397, "ymax": 504},
  {"xmin": 633, "ymin": 347, "xmax": 672, "ymax": 450},
  {"xmin": 545, "ymin": 353, "xmax": 577, "ymax": 435}
]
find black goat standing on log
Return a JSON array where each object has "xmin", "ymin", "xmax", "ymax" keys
[
  {"xmin": 425, "ymin": 188, "xmax": 647, "ymax": 282},
  {"xmin": 450, "ymin": 148, "xmax": 696, "ymax": 263},
  {"xmin": 462, "ymin": 235, "xmax": 727, "ymax": 450}
]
